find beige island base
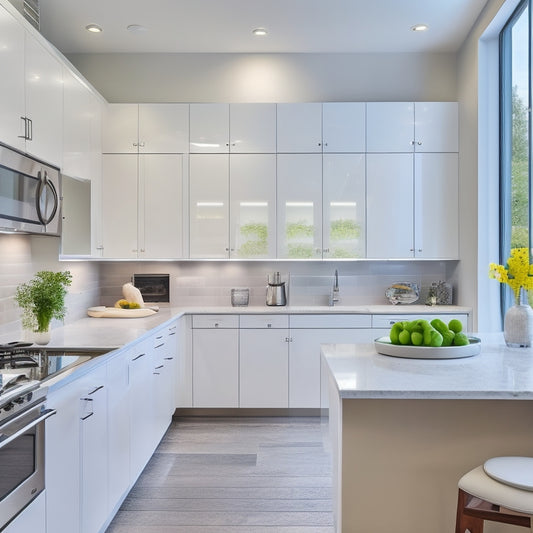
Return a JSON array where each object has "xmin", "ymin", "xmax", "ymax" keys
[{"xmin": 323, "ymin": 336, "xmax": 533, "ymax": 533}]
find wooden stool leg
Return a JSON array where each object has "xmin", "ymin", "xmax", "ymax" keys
[{"xmin": 456, "ymin": 489, "xmax": 484, "ymax": 533}]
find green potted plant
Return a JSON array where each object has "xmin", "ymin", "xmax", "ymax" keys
[{"xmin": 15, "ymin": 270, "xmax": 72, "ymax": 345}]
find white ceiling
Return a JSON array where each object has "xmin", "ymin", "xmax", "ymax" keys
[{"xmin": 37, "ymin": 0, "xmax": 489, "ymax": 55}]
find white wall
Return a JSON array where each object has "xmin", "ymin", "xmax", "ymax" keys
[
  {"xmin": 0, "ymin": 235, "xmax": 100, "ymax": 338},
  {"xmin": 67, "ymin": 52, "xmax": 457, "ymax": 103}
]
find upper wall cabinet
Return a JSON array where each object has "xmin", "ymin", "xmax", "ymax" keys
[
  {"xmin": 0, "ymin": 4, "xmax": 25, "ymax": 152},
  {"xmin": 0, "ymin": 4, "xmax": 63, "ymax": 166},
  {"xmin": 189, "ymin": 103, "xmax": 276, "ymax": 153},
  {"xmin": 277, "ymin": 103, "xmax": 366, "ymax": 153},
  {"xmin": 366, "ymin": 102, "xmax": 458, "ymax": 153},
  {"xmin": 322, "ymin": 102, "xmax": 366, "ymax": 153},
  {"xmin": 63, "ymin": 68, "xmax": 103, "ymax": 181},
  {"xmin": 277, "ymin": 103, "xmax": 322, "ymax": 153},
  {"xmin": 103, "ymin": 103, "xmax": 189, "ymax": 153}
]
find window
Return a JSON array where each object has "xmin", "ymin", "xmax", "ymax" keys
[{"xmin": 500, "ymin": 0, "xmax": 530, "ymax": 311}]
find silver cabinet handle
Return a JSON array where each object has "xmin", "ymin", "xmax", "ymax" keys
[
  {"xmin": 0, "ymin": 409, "xmax": 56, "ymax": 449},
  {"xmin": 132, "ymin": 352, "xmax": 146, "ymax": 361},
  {"xmin": 88, "ymin": 385, "xmax": 104, "ymax": 395}
]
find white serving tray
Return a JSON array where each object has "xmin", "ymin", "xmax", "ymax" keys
[
  {"xmin": 374, "ymin": 336, "xmax": 481, "ymax": 359},
  {"xmin": 87, "ymin": 306, "xmax": 157, "ymax": 318}
]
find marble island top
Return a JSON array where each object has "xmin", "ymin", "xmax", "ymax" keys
[{"xmin": 322, "ymin": 333, "xmax": 533, "ymax": 400}]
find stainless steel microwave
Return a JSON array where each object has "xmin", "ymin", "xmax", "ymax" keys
[{"xmin": 0, "ymin": 143, "xmax": 61, "ymax": 235}]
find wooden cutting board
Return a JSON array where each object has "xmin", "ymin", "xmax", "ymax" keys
[{"xmin": 87, "ymin": 307, "xmax": 157, "ymax": 318}]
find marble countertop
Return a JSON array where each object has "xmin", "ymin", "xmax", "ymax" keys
[{"xmin": 322, "ymin": 333, "xmax": 533, "ymax": 400}]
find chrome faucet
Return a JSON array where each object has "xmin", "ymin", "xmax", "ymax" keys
[{"xmin": 330, "ymin": 269, "xmax": 340, "ymax": 306}]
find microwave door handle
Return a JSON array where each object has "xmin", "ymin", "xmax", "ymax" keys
[
  {"xmin": 36, "ymin": 171, "xmax": 59, "ymax": 225},
  {"xmin": 0, "ymin": 408, "xmax": 56, "ymax": 450}
]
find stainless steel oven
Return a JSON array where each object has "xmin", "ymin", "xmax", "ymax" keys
[
  {"xmin": 0, "ymin": 142, "xmax": 61, "ymax": 235},
  {"xmin": 0, "ymin": 381, "xmax": 55, "ymax": 530}
]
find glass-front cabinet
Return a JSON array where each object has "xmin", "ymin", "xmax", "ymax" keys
[
  {"xmin": 322, "ymin": 154, "xmax": 366, "ymax": 258},
  {"xmin": 277, "ymin": 154, "xmax": 323, "ymax": 259}
]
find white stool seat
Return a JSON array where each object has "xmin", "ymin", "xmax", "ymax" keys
[
  {"xmin": 459, "ymin": 464, "xmax": 533, "ymax": 515},
  {"xmin": 484, "ymin": 457, "xmax": 533, "ymax": 492}
]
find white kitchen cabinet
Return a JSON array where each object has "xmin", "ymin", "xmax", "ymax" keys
[
  {"xmin": 230, "ymin": 154, "xmax": 276, "ymax": 258},
  {"xmin": 322, "ymin": 102, "xmax": 366, "ymax": 153},
  {"xmin": 366, "ymin": 102, "xmax": 458, "ymax": 153},
  {"xmin": 24, "ymin": 33, "xmax": 63, "ymax": 166},
  {"xmin": 277, "ymin": 103, "xmax": 323, "ymax": 153},
  {"xmin": 46, "ymin": 379, "xmax": 82, "ymax": 533},
  {"xmin": 103, "ymin": 103, "xmax": 189, "ymax": 153},
  {"xmin": 78, "ymin": 364, "xmax": 108, "ymax": 533},
  {"xmin": 106, "ymin": 350, "xmax": 131, "ymax": 513},
  {"xmin": 3, "ymin": 493, "xmax": 45, "ymax": 533},
  {"xmin": 62, "ymin": 69, "xmax": 101, "ymax": 181},
  {"xmin": 101, "ymin": 153, "xmax": 184, "ymax": 259},
  {"xmin": 190, "ymin": 103, "xmax": 230, "ymax": 153},
  {"xmin": 322, "ymin": 154, "xmax": 366, "ymax": 259},
  {"xmin": 366, "ymin": 152, "xmax": 458, "ymax": 259},
  {"xmin": 192, "ymin": 315, "xmax": 239, "ymax": 408},
  {"xmin": 190, "ymin": 103, "xmax": 276, "ymax": 154},
  {"xmin": 189, "ymin": 154, "xmax": 229, "ymax": 258},
  {"xmin": 128, "ymin": 338, "xmax": 155, "ymax": 481},
  {"xmin": 366, "ymin": 153, "xmax": 413, "ymax": 258},
  {"xmin": 0, "ymin": 4, "xmax": 25, "ymax": 152},
  {"xmin": 176, "ymin": 315, "xmax": 193, "ymax": 408},
  {"xmin": 230, "ymin": 103, "xmax": 277, "ymax": 153},
  {"xmin": 289, "ymin": 314, "xmax": 374, "ymax": 408},
  {"xmin": 277, "ymin": 154, "xmax": 323, "ymax": 259},
  {"xmin": 239, "ymin": 315, "xmax": 289, "ymax": 408}
]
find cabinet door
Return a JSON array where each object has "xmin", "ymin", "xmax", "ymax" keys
[
  {"xmin": 366, "ymin": 102, "xmax": 414, "ymax": 153},
  {"xmin": 277, "ymin": 154, "xmax": 323, "ymax": 259},
  {"xmin": 240, "ymin": 329, "xmax": 289, "ymax": 408},
  {"xmin": 140, "ymin": 154, "xmax": 184, "ymax": 258},
  {"xmin": 366, "ymin": 153, "xmax": 413, "ymax": 258},
  {"xmin": 0, "ymin": 4, "xmax": 25, "ymax": 152},
  {"xmin": 277, "ymin": 103, "xmax": 322, "ymax": 153},
  {"xmin": 102, "ymin": 103, "xmax": 138, "ymax": 153},
  {"xmin": 63, "ymin": 69, "xmax": 99, "ymax": 180},
  {"xmin": 24, "ymin": 33, "xmax": 63, "ymax": 166},
  {"xmin": 139, "ymin": 103, "xmax": 189, "ymax": 153},
  {"xmin": 323, "ymin": 154, "xmax": 366, "ymax": 259},
  {"xmin": 101, "ymin": 154, "xmax": 139, "ymax": 258},
  {"xmin": 229, "ymin": 103, "xmax": 276, "ymax": 153},
  {"xmin": 79, "ymin": 365, "xmax": 108, "ymax": 533},
  {"xmin": 190, "ymin": 103, "xmax": 229, "ymax": 153},
  {"xmin": 129, "ymin": 339, "xmax": 154, "ymax": 481},
  {"xmin": 414, "ymin": 153, "xmax": 458, "ymax": 258},
  {"xmin": 189, "ymin": 154, "xmax": 230, "ymax": 258},
  {"xmin": 46, "ymin": 380, "xmax": 82, "ymax": 533},
  {"xmin": 414, "ymin": 102, "xmax": 458, "ymax": 153},
  {"xmin": 322, "ymin": 102, "xmax": 365, "ymax": 153},
  {"xmin": 192, "ymin": 328, "xmax": 239, "ymax": 408},
  {"xmin": 107, "ymin": 351, "xmax": 131, "ymax": 511},
  {"xmin": 230, "ymin": 154, "xmax": 276, "ymax": 258}
]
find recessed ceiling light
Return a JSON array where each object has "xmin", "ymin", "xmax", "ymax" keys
[
  {"xmin": 411, "ymin": 24, "xmax": 429, "ymax": 32},
  {"xmin": 127, "ymin": 24, "xmax": 148, "ymax": 33},
  {"xmin": 252, "ymin": 28, "xmax": 268, "ymax": 36},
  {"xmin": 85, "ymin": 24, "xmax": 103, "ymax": 33}
]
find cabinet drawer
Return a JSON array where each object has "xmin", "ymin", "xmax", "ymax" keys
[
  {"xmin": 289, "ymin": 314, "xmax": 372, "ymax": 329},
  {"xmin": 192, "ymin": 314, "xmax": 239, "ymax": 328},
  {"xmin": 372, "ymin": 313, "xmax": 468, "ymax": 329},
  {"xmin": 240, "ymin": 315, "xmax": 289, "ymax": 329}
]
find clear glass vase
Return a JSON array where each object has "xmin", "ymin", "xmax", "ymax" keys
[{"xmin": 504, "ymin": 288, "xmax": 533, "ymax": 347}]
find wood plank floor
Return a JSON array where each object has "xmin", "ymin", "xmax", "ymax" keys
[{"xmin": 106, "ymin": 416, "xmax": 334, "ymax": 533}]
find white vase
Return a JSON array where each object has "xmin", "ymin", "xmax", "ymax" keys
[
  {"xmin": 33, "ymin": 327, "xmax": 51, "ymax": 346},
  {"xmin": 504, "ymin": 289, "xmax": 533, "ymax": 347}
]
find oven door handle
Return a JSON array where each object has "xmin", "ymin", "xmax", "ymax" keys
[{"xmin": 0, "ymin": 408, "xmax": 57, "ymax": 450}]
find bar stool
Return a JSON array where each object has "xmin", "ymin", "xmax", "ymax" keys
[{"xmin": 456, "ymin": 457, "xmax": 533, "ymax": 532}]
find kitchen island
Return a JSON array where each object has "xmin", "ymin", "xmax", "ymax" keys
[{"xmin": 322, "ymin": 334, "xmax": 533, "ymax": 533}]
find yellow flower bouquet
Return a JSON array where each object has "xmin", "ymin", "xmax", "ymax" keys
[{"xmin": 489, "ymin": 247, "xmax": 533, "ymax": 304}]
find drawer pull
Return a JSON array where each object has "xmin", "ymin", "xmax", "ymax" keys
[{"xmin": 132, "ymin": 353, "xmax": 146, "ymax": 361}]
